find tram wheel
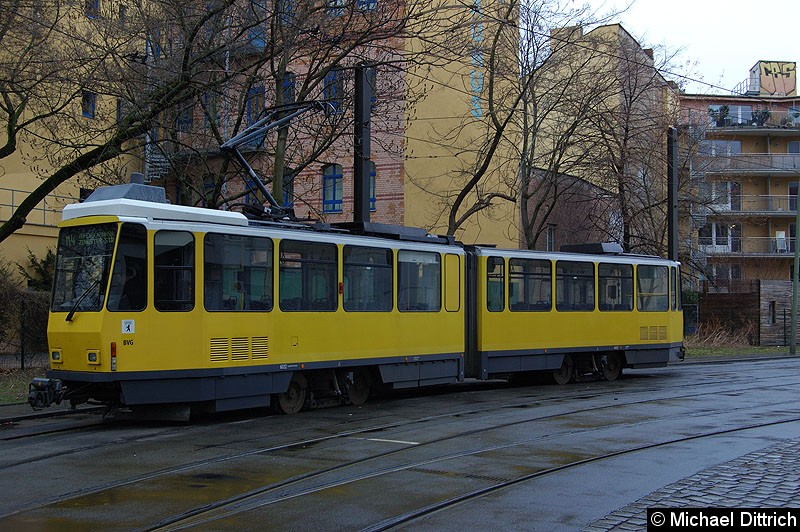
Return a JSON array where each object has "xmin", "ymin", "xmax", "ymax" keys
[
  {"xmin": 275, "ymin": 372, "xmax": 307, "ymax": 415},
  {"xmin": 345, "ymin": 369, "xmax": 371, "ymax": 406},
  {"xmin": 552, "ymin": 354, "xmax": 574, "ymax": 385},
  {"xmin": 601, "ymin": 353, "xmax": 623, "ymax": 381}
]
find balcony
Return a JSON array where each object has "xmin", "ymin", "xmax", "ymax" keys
[
  {"xmin": 699, "ymin": 194, "xmax": 797, "ymax": 217},
  {"xmin": 706, "ymin": 108, "xmax": 800, "ymax": 131},
  {"xmin": 697, "ymin": 236, "xmax": 795, "ymax": 257},
  {"xmin": 693, "ymin": 154, "xmax": 800, "ymax": 176}
]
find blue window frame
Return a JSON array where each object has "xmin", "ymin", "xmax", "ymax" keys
[
  {"xmin": 283, "ymin": 72, "xmax": 296, "ymax": 105},
  {"xmin": 249, "ymin": 0, "xmax": 267, "ymax": 49},
  {"xmin": 323, "ymin": 164, "xmax": 343, "ymax": 213},
  {"xmin": 326, "ymin": 0, "xmax": 345, "ymax": 17},
  {"xmin": 82, "ymin": 91, "xmax": 96, "ymax": 118},
  {"xmin": 283, "ymin": 171, "xmax": 294, "ymax": 208},
  {"xmin": 85, "ymin": 0, "xmax": 100, "ymax": 18},
  {"xmin": 278, "ymin": 0, "xmax": 295, "ymax": 24},
  {"xmin": 323, "ymin": 70, "xmax": 343, "ymax": 115},
  {"xmin": 245, "ymin": 84, "xmax": 266, "ymax": 147},
  {"xmin": 176, "ymin": 103, "xmax": 193, "ymax": 132}
]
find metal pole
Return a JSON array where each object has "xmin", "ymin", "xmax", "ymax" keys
[
  {"xmin": 792, "ymin": 195, "xmax": 799, "ymax": 354},
  {"xmin": 354, "ymin": 65, "xmax": 373, "ymax": 224},
  {"xmin": 667, "ymin": 127, "xmax": 679, "ymax": 261}
]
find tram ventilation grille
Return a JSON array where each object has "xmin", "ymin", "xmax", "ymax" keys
[
  {"xmin": 209, "ymin": 336, "xmax": 270, "ymax": 362},
  {"xmin": 252, "ymin": 337, "xmax": 269, "ymax": 359},
  {"xmin": 639, "ymin": 326, "xmax": 668, "ymax": 341}
]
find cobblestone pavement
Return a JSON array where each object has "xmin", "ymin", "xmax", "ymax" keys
[{"xmin": 584, "ymin": 439, "xmax": 800, "ymax": 531}]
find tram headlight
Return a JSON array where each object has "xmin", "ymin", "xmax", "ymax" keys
[
  {"xmin": 51, "ymin": 350, "xmax": 62, "ymax": 363},
  {"xmin": 87, "ymin": 350, "xmax": 100, "ymax": 365}
]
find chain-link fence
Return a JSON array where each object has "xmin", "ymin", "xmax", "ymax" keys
[{"xmin": 0, "ymin": 276, "xmax": 49, "ymax": 369}]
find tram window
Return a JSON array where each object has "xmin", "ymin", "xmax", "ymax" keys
[
  {"xmin": 508, "ymin": 258, "xmax": 551, "ymax": 311},
  {"xmin": 397, "ymin": 250, "xmax": 440, "ymax": 312},
  {"xmin": 108, "ymin": 223, "xmax": 148, "ymax": 312},
  {"xmin": 154, "ymin": 231, "xmax": 195, "ymax": 311},
  {"xmin": 556, "ymin": 261, "xmax": 594, "ymax": 311},
  {"xmin": 486, "ymin": 256, "xmax": 504, "ymax": 312},
  {"xmin": 204, "ymin": 233, "xmax": 273, "ymax": 311},
  {"xmin": 598, "ymin": 263, "xmax": 633, "ymax": 311},
  {"xmin": 637, "ymin": 265, "xmax": 668, "ymax": 312},
  {"xmin": 343, "ymin": 245, "xmax": 392, "ymax": 312},
  {"xmin": 279, "ymin": 240, "xmax": 337, "ymax": 311}
]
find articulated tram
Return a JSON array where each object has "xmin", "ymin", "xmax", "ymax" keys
[{"xmin": 29, "ymin": 182, "xmax": 683, "ymax": 417}]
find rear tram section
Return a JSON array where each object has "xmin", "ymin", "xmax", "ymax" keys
[{"xmin": 30, "ymin": 184, "xmax": 683, "ymax": 416}]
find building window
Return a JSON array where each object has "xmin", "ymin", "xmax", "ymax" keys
[
  {"xmin": 322, "ymin": 164, "xmax": 343, "ymax": 213},
  {"xmin": 708, "ymin": 104, "xmax": 753, "ymax": 127},
  {"xmin": 698, "ymin": 139, "xmax": 741, "ymax": 156},
  {"xmin": 546, "ymin": 224, "xmax": 556, "ymax": 251},
  {"xmin": 278, "ymin": 0, "xmax": 295, "ymax": 24},
  {"xmin": 249, "ymin": 0, "xmax": 267, "ymax": 48},
  {"xmin": 82, "ymin": 91, "xmax": 97, "ymax": 118},
  {"xmin": 358, "ymin": 0, "xmax": 377, "ymax": 10},
  {"xmin": 283, "ymin": 72, "xmax": 296, "ymax": 105},
  {"xmin": 176, "ymin": 103, "xmax": 193, "ymax": 132},
  {"xmin": 245, "ymin": 84, "xmax": 266, "ymax": 147},
  {"xmin": 343, "ymin": 246, "xmax": 393, "ymax": 312},
  {"xmin": 85, "ymin": 0, "xmax": 100, "ymax": 18},
  {"xmin": 326, "ymin": 0, "xmax": 345, "ymax": 17},
  {"xmin": 283, "ymin": 170, "xmax": 294, "ymax": 208},
  {"xmin": 119, "ymin": 4, "xmax": 127, "ymax": 26},
  {"xmin": 323, "ymin": 70, "xmax": 343, "ymax": 115}
]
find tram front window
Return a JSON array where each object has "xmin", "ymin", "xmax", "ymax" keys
[{"xmin": 51, "ymin": 223, "xmax": 117, "ymax": 315}]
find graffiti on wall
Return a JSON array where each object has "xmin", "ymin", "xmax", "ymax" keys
[{"xmin": 759, "ymin": 61, "xmax": 796, "ymax": 96}]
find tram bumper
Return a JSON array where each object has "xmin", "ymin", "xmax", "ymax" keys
[{"xmin": 28, "ymin": 378, "xmax": 65, "ymax": 409}]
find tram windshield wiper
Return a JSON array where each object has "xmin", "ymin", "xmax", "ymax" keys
[{"xmin": 65, "ymin": 278, "xmax": 100, "ymax": 322}]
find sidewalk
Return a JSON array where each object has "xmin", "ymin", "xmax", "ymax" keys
[{"xmin": 585, "ymin": 438, "xmax": 800, "ymax": 530}]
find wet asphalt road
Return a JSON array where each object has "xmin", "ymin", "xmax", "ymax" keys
[{"xmin": 2, "ymin": 356, "xmax": 800, "ymax": 531}]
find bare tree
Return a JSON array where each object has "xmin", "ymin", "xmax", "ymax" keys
[{"xmin": 0, "ymin": 0, "xmax": 429, "ymax": 241}]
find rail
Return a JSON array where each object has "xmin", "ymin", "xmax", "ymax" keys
[
  {"xmin": 697, "ymin": 194, "xmax": 797, "ymax": 214},
  {"xmin": 697, "ymin": 236, "xmax": 796, "ymax": 256},
  {"xmin": 0, "ymin": 187, "xmax": 76, "ymax": 228},
  {"xmin": 693, "ymin": 154, "xmax": 800, "ymax": 175}
]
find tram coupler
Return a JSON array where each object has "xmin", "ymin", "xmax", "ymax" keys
[{"xmin": 28, "ymin": 378, "xmax": 65, "ymax": 409}]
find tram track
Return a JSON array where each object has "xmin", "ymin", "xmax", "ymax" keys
[
  {"xmin": 137, "ymin": 384, "xmax": 800, "ymax": 531},
  {"xmin": 2, "ymin": 361, "xmax": 799, "ymax": 527}
]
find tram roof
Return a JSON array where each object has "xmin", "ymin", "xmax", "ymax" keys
[{"xmin": 62, "ymin": 198, "xmax": 250, "ymax": 227}]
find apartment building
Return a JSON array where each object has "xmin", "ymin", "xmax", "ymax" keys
[{"xmin": 681, "ymin": 60, "xmax": 800, "ymax": 289}]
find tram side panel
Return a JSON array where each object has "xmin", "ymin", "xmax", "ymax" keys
[{"xmin": 470, "ymin": 251, "xmax": 683, "ymax": 380}]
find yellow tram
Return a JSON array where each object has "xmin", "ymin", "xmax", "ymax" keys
[{"xmin": 30, "ymin": 182, "xmax": 683, "ymax": 416}]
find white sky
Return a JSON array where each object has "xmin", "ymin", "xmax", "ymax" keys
[{"xmin": 582, "ymin": 0, "xmax": 799, "ymax": 94}]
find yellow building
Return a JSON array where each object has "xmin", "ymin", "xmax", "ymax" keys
[
  {"xmin": 402, "ymin": 0, "xmax": 521, "ymax": 248},
  {"xmin": 681, "ymin": 60, "xmax": 800, "ymax": 288},
  {"xmin": 0, "ymin": 0, "xmax": 143, "ymax": 277}
]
